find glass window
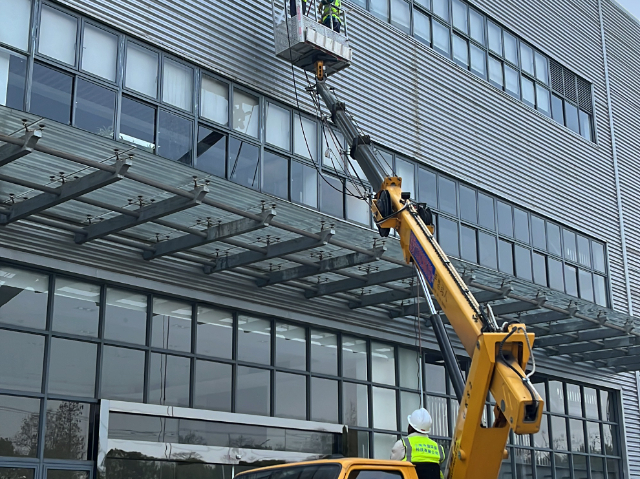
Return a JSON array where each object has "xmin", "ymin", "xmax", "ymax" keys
[
  {"xmin": 321, "ymin": 175, "xmax": 344, "ymax": 218},
  {"xmin": 346, "ymin": 184, "xmax": 371, "ymax": 225},
  {"xmin": 531, "ymin": 216, "xmax": 545, "ymax": 250},
  {"xmin": 266, "ymin": 103, "xmax": 291, "ymax": 150},
  {"xmin": 438, "ymin": 177, "xmax": 457, "ymax": 214},
  {"xmin": 459, "ymin": 185, "xmax": 476, "ymax": 223},
  {"xmin": 125, "ymin": 43, "xmax": 158, "ymax": 98},
  {"xmin": 148, "ymin": 353, "xmax": 190, "ymax": 407},
  {"xmin": 0, "ymin": 266, "xmax": 48, "ymax": 329},
  {"xmin": 488, "ymin": 56, "xmax": 503, "ymax": 88},
  {"xmin": 469, "ymin": 9, "xmax": 484, "ymax": 44},
  {"xmin": 504, "ymin": 32, "xmax": 517, "ymax": 65},
  {"xmin": 372, "ymin": 387, "xmax": 397, "ymax": 431},
  {"xmin": 564, "ymin": 101, "xmax": 579, "ymax": 133},
  {"xmin": 513, "ymin": 208, "xmax": 529, "ymax": 244},
  {"xmin": 322, "ymin": 129, "xmax": 345, "ymax": 171},
  {"xmin": 194, "ymin": 360, "xmax": 232, "ymax": 412},
  {"xmin": 53, "ymin": 278, "xmax": 100, "ymax": 337},
  {"xmin": 532, "ymin": 252, "xmax": 547, "ymax": 286},
  {"xmin": 426, "ymin": 396, "xmax": 448, "ymax": 436},
  {"xmin": 163, "ymin": 59, "xmax": 193, "ymax": 111},
  {"xmin": 520, "ymin": 43, "xmax": 534, "ymax": 75},
  {"xmin": 291, "ymin": 161, "xmax": 317, "ymax": 207},
  {"xmin": 414, "ymin": 10, "xmax": 431, "ymax": 44},
  {"xmin": 200, "ymin": 76, "xmax": 228, "ymax": 125},
  {"xmin": 439, "ymin": 217, "xmax": 459, "ymax": 257},
  {"xmin": 238, "ymin": 316, "xmax": 271, "ymax": 364},
  {"xmin": 0, "ymin": 0, "xmax": 31, "ymax": 51},
  {"xmin": 30, "ymin": 63, "xmax": 72, "ymax": 124},
  {"xmin": 498, "ymin": 240, "xmax": 513, "ymax": 275},
  {"xmin": 497, "ymin": 201, "xmax": 512, "ymax": 236},
  {"xmin": 343, "ymin": 335, "xmax": 367, "ymax": 380},
  {"xmin": 263, "ymin": 151, "xmax": 289, "ymax": 199},
  {"xmin": 534, "ymin": 413, "xmax": 550, "ymax": 448},
  {"xmin": 0, "ymin": 48, "xmax": 26, "ymax": 110},
  {"xmin": 536, "ymin": 84, "xmax": 550, "ymax": 116},
  {"xmin": 396, "ymin": 157, "xmax": 415, "ymax": 195},
  {"xmin": 343, "ymin": 382, "xmax": 368, "ymax": 427},
  {"xmin": 592, "ymin": 242, "xmax": 605, "ymax": 272},
  {"xmin": 197, "ymin": 126, "xmax": 226, "ymax": 177},
  {"xmin": 294, "ymin": 114, "xmax": 318, "ymax": 159},
  {"xmin": 0, "ymin": 330, "xmax": 44, "ymax": 392},
  {"xmin": 479, "ymin": 232, "xmax": 497, "ymax": 269},
  {"xmin": 551, "ymin": 417, "xmax": 568, "ymax": 450},
  {"xmin": 310, "ymin": 330, "xmax": 337, "ymax": 375},
  {"xmin": 504, "ymin": 64, "xmax": 520, "ymax": 98},
  {"xmin": 460, "ymin": 225, "xmax": 477, "ymax": 263},
  {"xmin": 425, "ymin": 362, "xmax": 446, "ymax": 393},
  {"xmin": 565, "ymin": 264, "xmax": 577, "ymax": 296},
  {"xmin": 74, "ymin": 79, "xmax": 115, "ymax": 138},
  {"xmin": 152, "ymin": 298, "xmax": 192, "ymax": 352},
  {"xmin": 418, "ymin": 168, "xmax": 437, "ymax": 207},
  {"xmin": 566, "ymin": 384, "xmax": 582, "ymax": 416},
  {"xmin": 101, "ymin": 346, "xmax": 144, "ymax": 402},
  {"xmin": 452, "ymin": 0, "xmax": 467, "ymax": 33},
  {"xmin": 373, "ymin": 433, "xmax": 399, "ymax": 460},
  {"xmin": 398, "ymin": 348, "xmax": 420, "ymax": 389},
  {"xmin": 477, "ymin": 193, "xmax": 494, "ymax": 229},
  {"xmin": 275, "ymin": 372, "xmax": 306, "ymax": 419},
  {"xmin": 579, "ymin": 111, "xmax": 592, "ymax": 141},
  {"xmin": 547, "ymin": 222, "xmax": 561, "ymax": 256},
  {"xmin": 470, "ymin": 44, "xmax": 486, "ymax": 78},
  {"xmin": 119, "ymin": 96, "xmax": 155, "ymax": 152},
  {"xmin": 587, "ymin": 421, "xmax": 601, "ymax": 453},
  {"xmin": 548, "ymin": 258, "xmax": 564, "ymax": 291},
  {"xmin": 563, "ymin": 229, "xmax": 577, "ymax": 263},
  {"xmin": 311, "ymin": 377, "xmax": 338, "ymax": 423},
  {"xmin": 196, "ymin": 305, "xmax": 233, "ymax": 359},
  {"xmin": 44, "ymin": 401, "xmax": 91, "ymax": 459},
  {"xmin": 432, "ymin": 20, "xmax": 450, "ymax": 55},
  {"xmin": 48, "ymin": 338, "xmax": 97, "ymax": 397},
  {"xmin": 236, "ymin": 366, "xmax": 270, "ymax": 416},
  {"xmin": 370, "ymin": 0, "xmax": 389, "ymax": 21},
  {"xmin": 275, "ymin": 322, "xmax": 306, "ymax": 371},
  {"xmin": 488, "ymin": 21, "xmax": 502, "ymax": 55},
  {"xmin": 453, "ymin": 35, "xmax": 468, "ymax": 67},
  {"xmin": 432, "ymin": 0, "xmax": 449, "ymax": 21},
  {"xmin": 229, "ymin": 137, "xmax": 260, "ymax": 189},
  {"xmin": 535, "ymin": 52, "xmax": 548, "ymax": 84},
  {"xmin": 552, "ymin": 94, "xmax": 564, "ymax": 125},
  {"xmin": 158, "ymin": 110, "xmax": 192, "ymax": 164},
  {"xmin": 515, "ymin": 245, "xmax": 532, "ymax": 281},
  {"xmin": 522, "ymin": 76, "xmax": 535, "ymax": 107},
  {"xmin": 400, "ymin": 391, "xmax": 421, "ymax": 431},
  {"xmin": 371, "ymin": 341, "xmax": 395, "ymax": 385},
  {"xmin": 39, "ymin": 6, "xmax": 77, "ymax": 65},
  {"xmin": 81, "ymin": 24, "xmax": 117, "ymax": 82},
  {"xmin": 233, "ymin": 89, "xmax": 259, "ymax": 138},
  {"xmin": 390, "ymin": 0, "xmax": 410, "ymax": 33},
  {"xmin": 0, "ymin": 394, "xmax": 39, "ymax": 457}
]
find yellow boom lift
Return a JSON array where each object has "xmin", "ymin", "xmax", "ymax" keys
[{"xmin": 270, "ymin": 2, "xmax": 543, "ymax": 477}]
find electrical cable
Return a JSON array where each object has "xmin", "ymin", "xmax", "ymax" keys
[{"xmin": 414, "ymin": 265, "xmax": 424, "ymax": 408}]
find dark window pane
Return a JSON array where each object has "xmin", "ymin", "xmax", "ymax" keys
[
  {"xmin": 291, "ymin": 161, "xmax": 317, "ymax": 207},
  {"xmin": 152, "ymin": 298, "xmax": 192, "ymax": 352},
  {"xmin": 551, "ymin": 95, "xmax": 564, "ymax": 125},
  {"xmin": 158, "ymin": 110, "xmax": 193, "ymax": 164},
  {"xmin": 236, "ymin": 366, "xmax": 270, "ymax": 416},
  {"xmin": 594, "ymin": 275, "xmax": 607, "ymax": 306},
  {"xmin": 532, "ymin": 252, "xmax": 547, "ymax": 286},
  {"xmin": 564, "ymin": 101, "xmax": 579, "ymax": 133},
  {"xmin": 238, "ymin": 315, "xmax": 271, "ymax": 364},
  {"xmin": 321, "ymin": 175, "xmax": 344, "ymax": 218},
  {"xmin": 263, "ymin": 151, "xmax": 288, "ymax": 199},
  {"xmin": 120, "ymin": 96, "xmax": 156, "ymax": 152},
  {"xmin": 438, "ymin": 217, "xmax": 459, "ymax": 257},
  {"xmin": 74, "ymin": 79, "xmax": 115, "ymax": 137},
  {"xmin": 0, "ymin": 266, "xmax": 48, "ymax": 329},
  {"xmin": 48, "ymin": 338, "xmax": 96, "ymax": 397},
  {"xmin": 498, "ymin": 240, "xmax": 513, "ymax": 275},
  {"xmin": 438, "ymin": 177, "xmax": 457, "ymax": 214},
  {"xmin": 563, "ymin": 229, "xmax": 577, "ymax": 263},
  {"xmin": 0, "ymin": 330, "xmax": 44, "ymax": 393},
  {"xmin": 229, "ymin": 138, "xmax": 260, "ymax": 189},
  {"xmin": 548, "ymin": 258, "xmax": 564, "ymax": 291},
  {"xmin": 30, "ymin": 63, "xmax": 72, "ymax": 124},
  {"xmin": 342, "ymin": 335, "xmax": 367, "ymax": 380},
  {"xmin": 460, "ymin": 225, "xmax": 477, "ymax": 263},
  {"xmin": 564, "ymin": 264, "xmax": 577, "ymax": 296},
  {"xmin": 478, "ymin": 193, "xmax": 495, "ymax": 230},
  {"xmin": 194, "ymin": 360, "xmax": 232, "ymax": 412},
  {"xmin": 275, "ymin": 322, "xmax": 306, "ymax": 371},
  {"xmin": 515, "ymin": 245, "xmax": 532, "ymax": 281},
  {"xmin": 497, "ymin": 201, "xmax": 512, "ymax": 236},
  {"xmin": 53, "ymin": 278, "xmax": 100, "ymax": 337},
  {"xmin": 196, "ymin": 126, "xmax": 226, "ymax": 177},
  {"xmin": 418, "ymin": 168, "xmax": 437, "ymax": 207},
  {"xmin": 607, "ymin": 459, "xmax": 621, "ymax": 478},
  {"xmin": 275, "ymin": 372, "xmax": 306, "ymax": 420},
  {"xmin": 531, "ymin": 216, "xmax": 546, "ymax": 250},
  {"xmin": 459, "ymin": 185, "xmax": 476, "ymax": 223},
  {"xmin": 513, "ymin": 208, "xmax": 529, "ymax": 243},
  {"xmin": 44, "ymin": 401, "xmax": 91, "ymax": 460},
  {"xmin": 311, "ymin": 378, "xmax": 338, "ymax": 423},
  {"xmin": 577, "ymin": 235, "xmax": 591, "ymax": 267},
  {"xmin": 551, "ymin": 416, "xmax": 568, "ymax": 450},
  {"xmin": 0, "ymin": 49, "xmax": 27, "ymax": 110},
  {"xmin": 148, "ymin": 353, "xmax": 190, "ymax": 406},
  {"xmin": 310, "ymin": 329, "xmax": 337, "ymax": 375},
  {"xmin": 46, "ymin": 471, "xmax": 88, "ymax": 479},
  {"xmin": 0, "ymin": 394, "xmax": 40, "ymax": 457},
  {"xmin": 104, "ymin": 288, "xmax": 147, "ymax": 345},
  {"xmin": 101, "ymin": 346, "xmax": 144, "ymax": 401},
  {"xmin": 343, "ymin": 382, "xmax": 368, "ymax": 427},
  {"xmin": 547, "ymin": 222, "xmax": 562, "ymax": 256},
  {"xmin": 197, "ymin": 305, "xmax": 233, "ymax": 359},
  {"xmin": 1, "ymin": 468, "xmax": 35, "ymax": 479},
  {"xmin": 579, "ymin": 111, "xmax": 592, "ymax": 141},
  {"xmin": 398, "ymin": 348, "xmax": 420, "ymax": 390},
  {"xmin": 479, "ymin": 232, "xmax": 497, "ymax": 269}
]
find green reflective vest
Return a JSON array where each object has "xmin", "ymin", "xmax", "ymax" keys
[
  {"xmin": 401, "ymin": 435, "xmax": 443, "ymax": 463},
  {"xmin": 322, "ymin": 0, "xmax": 341, "ymax": 23}
]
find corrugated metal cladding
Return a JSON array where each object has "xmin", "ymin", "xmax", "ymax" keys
[{"xmin": 53, "ymin": 0, "xmax": 631, "ymax": 310}]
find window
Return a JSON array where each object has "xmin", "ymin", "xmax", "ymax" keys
[
  {"xmin": 396, "ymin": 157, "xmax": 415, "ymax": 194},
  {"xmin": 74, "ymin": 79, "xmax": 116, "ymax": 137},
  {"xmin": 237, "ymin": 316, "xmax": 271, "ymax": 364},
  {"xmin": 390, "ymin": 0, "xmax": 410, "ymax": 33},
  {"xmin": 343, "ymin": 335, "xmax": 367, "ymax": 380},
  {"xmin": 564, "ymin": 101, "xmax": 580, "ymax": 134},
  {"xmin": 53, "ymin": 278, "xmax": 100, "ymax": 337},
  {"xmin": 460, "ymin": 225, "xmax": 477, "ymax": 263},
  {"xmin": 548, "ymin": 258, "xmax": 564, "ymax": 291},
  {"xmin": 504, "ymin": 32, "xmax": 518, "ymax": 65},
  {"xmin": 233, "ymin": 89, "xmax": 259, "ymax": 137},
  {"xmin": 459, "ymin": 185, "xmax": 476, "ymax": 223},
  {"xmin": 536, "ymin": 84, "xmax": 550, "ymax": 116},
  {"xmin": 479, "ymin": 231, "xmax": 497, "ymax": 269},
  {"xmin": 275, "ymin": 372, "xmax": 306, "ymax": 419},
  {"xmin": 513, "ymin": 208, "xmax": 529, "ymax": 243},
  {"xmin": 229, "ymin": 137, "xmax": 260, "ymax": 189},
  {"xmin": 104, "ymin": 288, "xmax": 147, "ymax": 345},
  {"xmin": 552, "ymin": 95, "xmax": 564, "ymax": 125},
  {"xmin": 488, "ymin": 21, "xmax": 502, "ymax": 55},
  {"xmin": 275, "ymin": 322, "xmax": 306, "ymax": 370},
  {"xmin": 522, "ymin": 76, "xmax": 535, "ymax": 107},
  {"xmin": 504, "ymin": 64, "xmax": 520, "ymax": 98},
  {"xmin": 432, "ymin": 20, "xmax": 450, "ymax": 55},
  {"xmin": 120, "ymin": 96, "xmax": 156, "ymax": 152},
  {"xmin": 197, "ymin": 126, "xmax": 226, "ymax": 177},
  {"xmin": 488, "ymin": 56, "xmax": 503, "ymax": 88},
  {"xmin": 547, "ymin": 223, "xmax": 562, "ymax": 256},
  {"xmin": 151, "ymin": 298, "xmax": 192, "ymax": 352},
  {"xmin": 263, "ymin": 151, "xmax": 289, "ymax": 199},
  {"xmin": 592, "ymin": 242, "xmax": 606, "ymax": 272},
  {"xmin": 194, "ymin": 360, "xmax": 232, "ymax": 411},
  {"xmin": 30, "ymin": 63, "xmax": 72, "ymax": 124},
  {"xmin": 439, "ymin": 217, "xmax": 459, "ymax": 257},
  {"xmin": 0, "ymin": 266, "xmax": 48, "ymax": 329},
  {"xmin": 433, "ymin": 0, "xmax": 449, "ymax": 21},
  {"xmin": 579, "ymin": 110, "xmax": 592, "ymax": 141},
  {"xmin": 477, "ymin": 193, "xmax": 494, "ymax": 230},
  {"xmin": 310, "ymin": 330, "xmax": 337, "ymax": 375},
  {"xmin": 418, "ymin": 168, "xmax": 437, "ymax": 206},
  {"xmin": 323, "ymin": 129, "xmax": 346, "ymax": 170},
  {"xmin": 0, "ymin": 0, "xmax": 31, "ymax": 51},
  {"xmin": 414, "ymin": 10, "xmax": 431, "ymax": 44},
  {"xmin": 125, "ymin": 43, "xmax": 158, "ymax": 98},
  {"xmin": 0, "ymin": 330, "xmax": 45, "ymax": 392},
  {"xmin": 81, "ymin": 24, "xmax": 117, "ymax": 81},
  {"xmin": 148, "ymin": 353, "xmax": 190, "ymax": 406},
  {"xmin": 101, "ymin": 346, "xmax": 145, "ymax": 401},
  {"xmin": 291, "ymin": 161, "xmax": 317, "ymax": 207},
  {"xmin": 520, "ymin": 43, "xmax": 534, "ymax": 75},
  {"xmin": 497, "ymin": 201, "xmax": 513, "ymax": 236},
  {"xmin": 533, "ymin": 252, "xmax": 547, "ymax": 286},
  {"xmin": 48, "ymin": 338, "xmax": 97, "ymax": 397},
  {"xmin": 266, "ymin": 102, "xmax": 291, "ymax": 150},
  {"xmin": 0, "ymin": 394, "xmax": 40, "ymax": 457},
  {"xmin": 294, "ymin": 114, "xmax": 317, "ymax": 159},
  {"xmin": 343, "ymin": 382, "xmax": 369, "ymax": 427},
  {"xmin": 565, "ymin": 264, "xmax": 578, "ymax": 296},
  {"xmin": 200, "ymin": 76, "xmax": 228, "ymax": 125},
  {"xmin": 452, "ymin": 0, "xmax": 468, "ymax": 33},
  {"xmin": 163, "ymin": 59, "xmax": 193, "ymax": 111},
  {"xmin": 197, "ymin": 305, "xmax": 233, "ymax": 359},
  {"xmin": 498, "ymin": 240, "xmax": 514, "ymax": 275},
  {"xmin": 515, "ymin": 245, "xmax": 532, "ymax": 281},
  {"xmin": 372, "ymin": 387, "xmax": 397, "ymax": 430},
  {"xmin": 321, "ymin": 175, "xmax": 344, "ymax": 218},
  {"xmin": 371, "ymin": 341, "xmax": 395, "ymax": 385},
  {"xmin": 370, "ymin": 0, "xmax": 389, "ymax": 21},
  {"xmin": 39, "ymin": 6, "xmax": 77, "ymax": 65},
  {"xmin": 470, "ymin": 44, "xmax": 486, "ymax": 78},
  {"xmin": 535, "ymin": 52, "xmax": 548, "ymax": 84},
  {"xmin": 439, "ymin": 177, "xmax": 457, "ymax": 214},
  {"xmin": 579, "ymin": 269, "xmax": 594, "ymax": 302},
  {"xmin": 469, "ymin": 9, "xmax": 484, "ymax": 44},
  {"xmin": 453, "ymin": 35, "xmax": 468, "ymax": 67},
  {"xmin": 157, "ymin": 110, "xmax": 193, "ymax": 163},
  {"xmin": 346, "ymin": 184, "xmax": 371, "ymax": 225},
  {"xmin": 0, "ymin": 48, "xmax": 27, "ymax": 109},
  {"xmin": 236, "ymin": 366, "xmax": 270, "ymax": 415},
  {"xmin": 44, "ymin": 401, "xmax": 91, "ymax": 459},
  {"xmin": 398, "ymin": 348, "xmax": 420, "ymax": 389},
  {"xmin": 311, "ymin": 377, "xmax": 338, "ymax": 422}
]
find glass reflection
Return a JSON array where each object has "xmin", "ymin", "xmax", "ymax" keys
[
  {"xmin": 44, "ymin": 401, "xmax": 91, "ymax": 460},
  {"xmin": 310, "ymin": 329, "xmax": 337, "ymax": 375},
  {"xmin": 194, "ymin": 360, "xmax": 232, "ymax": 412},
  {"xmin": 371, "ymin": 341, "xmax": 395, "ymax": 385},
  {"xmin": 148, "ymin": 353, "xmax": 190, "ymax": 407},
  {"xmin": 197, "ymin": 126, "xmax": 226, "ymax": 178},
  {"xmin": 342, "ymin": 336, "xmax": 367, "ymax": 380},
  {"xmin": 275, "ymin": 322, "xmax": 306, "ymax": 371},
  {"xmin": 197, "ymin": 306, "xmax": 233, "ymax": 359},
  {"xmin": 372, "ymin": 387, "xmax": 396, "ymax": 431},
  {"xmin": 0, "ymin": 266, "xmax": 49, "ymax": 329},
  {"xmin": 48, "ymin": 338, "xmax": 97, "ymax": 397},
  {"xmin": 101, "ymin": 346, "xmax": 145, "ymax": 402},
  {"xmin": 53, "ymin": 278, "xmax": 101, "ymax": 336},
  {"xmin": 311, "ymin": 377, "xmax": 338, "ymax": 423},
  {"xmin": 398, "ymin": 348, "xmax": 420, "ymax": 390},
  {"xmin": 400, "ymin": 391, "xmax": 420, "ymax": 431},
  {"xmin": 275, "ymin": 372, "xmax": 306, "ymax": 420},
  {"xmin": 237, "ymin": 316, "xmax": 271, "ymax": 364},
  {"xmin": 152, "ymin": 298, "xmax": 192, "ymax": 352},
  {"xmin": 236, "ymin": 366, "xmax": 270, "ymax": 416},
  {"xmin": 74, "ymin": 79, "xmax": 115, "ymax": 137},
  {"xmin": 0, "ymin": 394, "xmax": 40, "ymax": 457},
  {"xmin": 104, "ymin": 288, "xmax": 147, "ymax": 345},
  {"xmin": 0, "ymin": 330, "xmax": 45, "ymax": 392},
  {"xmin": 342, "ymin": 382, "xmax": 368, "ymax": 427},
  {"xmin": 229, "ymin": 137, "xmax": 260, "ymax": 189}
]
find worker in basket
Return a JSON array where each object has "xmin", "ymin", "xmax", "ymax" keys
[
  {"xmin": 391, "ymin": 408, "xmax": 446, "ymax": 479},
  {"xmin": 319, "ymin": 0, "xmax": 342, "ymax": 33}
]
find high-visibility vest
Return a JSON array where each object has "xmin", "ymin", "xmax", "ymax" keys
[
  {"xmin": 322, "ymin": 0, "xmax": 341, "ymax": 23},
  {"xmin": 401, "ymin": 435, "xmax": 443, "ymax": 463}
]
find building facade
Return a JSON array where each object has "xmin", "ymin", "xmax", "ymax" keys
[{"xmin": 0, "ymin": 0, "xmax": 638, "ymax": 478}]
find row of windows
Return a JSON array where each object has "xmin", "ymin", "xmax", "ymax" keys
[{"xmin": 349, "ymin": 0, "xmax": 595, "ymax": 141}]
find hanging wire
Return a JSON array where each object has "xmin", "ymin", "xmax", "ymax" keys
[{"xmin": 414, "ymin": 265, "xmax": 425, "ymax": 408}]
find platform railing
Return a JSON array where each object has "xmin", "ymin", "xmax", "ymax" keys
[{"xmin": 274, "ymin": 0, "xmax": 349, "ymax": 38}]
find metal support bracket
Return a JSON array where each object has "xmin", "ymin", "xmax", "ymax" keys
[
  {"xmin": 0, "ymin": 130, "xmax": 42, "ymax": 167},
  {"xmin": 305, "ymin": 265, "xmax": 414, "ymax": 298}
]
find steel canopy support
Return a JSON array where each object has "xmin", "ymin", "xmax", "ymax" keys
[
  {"xmin": 143, "ymin": 208, "xmax": 276, "ymax": 260},
  {"xmin": 306, "ymin": 265, "xmax": 414, "ymax": 298},
  {"xmin": 75, "ymin": 186, "xmax": 207, "ymax": 244},
  {"xmin": 0, "ymin": 159, "xmax": 131, "ymax": 225},
  {"xmin": 520, "ymin": 309, "xmax": 574, "ymax": 326},
  {"xmin": 256, "ymin": 246, "xmax": 385, "ymax": 287},
  {"xmin": 349, "ymin": 287, "xmax": 417, "ymax": 309},
  {"xmin": 204, "ymin": 228, "xmax": 335, "ymax": 274},
  {"xmin": 0, "ymin": 130, "xmax": 42, "ymax": 167},
  {"xmin": 490, "ymin": 298, "xmax": 546, "ymax": 316}
]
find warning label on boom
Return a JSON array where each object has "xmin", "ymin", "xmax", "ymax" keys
[{"xmin": 409, "ymin": 232, "xmax": 435, "ymax": 288}]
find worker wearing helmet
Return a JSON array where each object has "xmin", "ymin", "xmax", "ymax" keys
[
  {"xmin": 319, "ymin": 0, "xmax": 342, "ymax": 33},
  {"xmin": 391, "ymin": 408, "xmax": 446, "ymax": 479}
]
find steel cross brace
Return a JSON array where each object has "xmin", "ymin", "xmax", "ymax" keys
[{"xmin": 0, "ymin": 130, "xmax": 42, "ymax": 167}]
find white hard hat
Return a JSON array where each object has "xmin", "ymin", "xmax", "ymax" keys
[{"xmin": 407, "ymin": 408, "xmax": 432, "ymax": 434}]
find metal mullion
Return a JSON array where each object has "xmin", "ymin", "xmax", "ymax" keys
[
  {"xmin": 93, "ymin": 285, "xmax": 106, "ymax": 401},
  {"xmin": 189, "ymin": 303, "xmax": 197, "ymax": 408},
  {"xmin": 230, "ymin": 312, "xmax": 237, "ymax": 413},
  {"xmin": 142, "ymin": 294, "xmax": 152, "ymax": 404}
]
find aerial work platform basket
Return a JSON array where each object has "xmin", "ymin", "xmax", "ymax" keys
[{"xmin": 271, "ymin": 0, "xmax": 352, "ymax": 77}]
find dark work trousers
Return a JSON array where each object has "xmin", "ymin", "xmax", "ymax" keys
[
  {"xmin": 322, "ymin": 16, "xmax": 341, "ymax": 33},
  {"xmin": 290, "ymin": 0, "xmax": 307, "ymax": 16}
]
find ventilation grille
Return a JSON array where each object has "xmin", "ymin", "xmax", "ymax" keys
[
  {"xmin": 577, "ymin": 78, "xmax": 593, "ymax": 114},
  {"xmin": 550, "ymin": 59, "xmax": 564, "ymax": 96},
  {"xmin": 563, "ymin": 69, "xmax": 578, "ymax": 103}
]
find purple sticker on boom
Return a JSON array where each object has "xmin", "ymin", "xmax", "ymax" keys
[{"xmin": 409, "ymin": 232, "xmax": 436, "ymax": 288}]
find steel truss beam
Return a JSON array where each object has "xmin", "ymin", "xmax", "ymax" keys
[
  {"xmin": 204, "ymin": 228, "xmax": 335, "ymax": 274},
  {"xmin": 75, "ymin": 186, "xmax": 207, "ymax": 244},
  {"xmin": 607, "ymin": 353, "xmax": 640, "ymax": 367},
  {"xmin": 579, "ymin": 345, "xmax": 640, "ymax": 362},
  {"xmin": 490, "ymin": 298, "xmax": 546, "ymax": 316},
  {"xmin": 143, "ymin": 208, "xmax": 276, "ymax": 260},
  {"xmin": 256, "ymin": 246, "xmax": 385, "ymax": 287},
  {"xmin": 389, "ymin": 300, "xmax": 433, "ymax": 319},
  {"xmin": 305, "ymin": 265, "xmax": 414, "ymax": 298},
  {"xmin": 520, "ymin": 309, "xmax": 575, "ymax": 326},
  {"xmin": 0, "ymin": 159, "xmax": 130, "ymax": 225},
  {"xmin": 0, "ymin": 130, "xmax": 41, "ymax": 167}
]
